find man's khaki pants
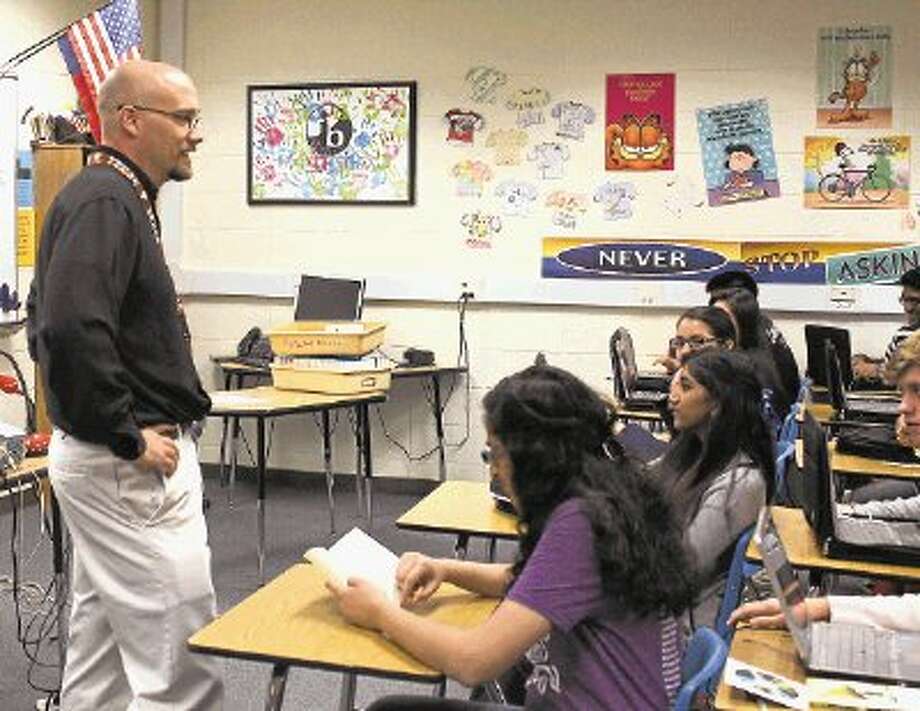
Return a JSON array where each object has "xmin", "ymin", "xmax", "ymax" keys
[{"xmin": 50, "ymin": 430, "xmax": 223, "ymax": 710}]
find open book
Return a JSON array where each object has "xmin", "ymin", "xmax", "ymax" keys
[{"xmin": 304, "ymin": 527, "xmax": 400, "ymax": 602}]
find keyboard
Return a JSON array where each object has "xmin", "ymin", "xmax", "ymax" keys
[
  {"xmin": 836, "ymin": 516, "xmax": 920, "ymax": 548},
  {"xmin": 811, "ymin": 623, "xmax": 896, "ymax": 678},
  {"xmin": 847, "ymin": 398, "xmax": 900, "ymax": 415}
]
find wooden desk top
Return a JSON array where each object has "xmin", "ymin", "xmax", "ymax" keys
[
  {"xmin": 2, "ymin": 456, "xmax": 49, "ymax": 487},
  {"xmin": 614, "ymin": 407, "xmax": 664, "ymax": 422},
  {"xmin": 830, "ymin": 440, "xmax": 920, "ymax": 479},
  {"xmin": 715, "ymin": 629, "xmax": 802, "ymax": 710},
  {"xmin": 806, "ymin": 401, "xmax": 835, "ymax": 425},
  {"xmin": 188, "ymin": 563, "xmax": 499, "ymax": 681},
  {"xmin": 208, "ymin": 386, "xmax": 386, "ymax": 417},
  {"xmin": 396, "ymin": 481, "xmax": 518, "ymax": 539},
  {"xmin": 745, "ymin": 506, "xmax": 920, "ymax": 581}
]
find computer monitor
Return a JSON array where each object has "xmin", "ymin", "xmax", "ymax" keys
[
  {"xmin": 294, "ymin": 275, "xmax": 365, "ymax": 321},
  {"xmin": 805, "ymin": 324, "xmax": 852, "ymax": 387}
]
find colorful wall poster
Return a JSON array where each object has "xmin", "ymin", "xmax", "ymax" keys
[
  {"xmin": 605, "ymin": 73, "xmax": 674, "ymax": 171},
  {"xmin": 804, "ymin": 135, "xmax": 910, "ymax": 209},
  {"xmin": 696, "ymin": 99, "xmax": 780, "ymax": 207},
  {"xmin": 827, "ymin": 243, "xmax": 920, "ymax": 285},
  {"xmin": 247, "ymin": 81, "xmax": 416, "ymax": 204},
  {"xmin": 817, "ymin": 26, "xmax": 892, "ymax": 129},
  {"xmin": 16, "ymin": 149, "xmax": 34, "ymax": 267},
  {"xmin": 541, "ymin": 237, "xmax": 896, "ymax": 284}
]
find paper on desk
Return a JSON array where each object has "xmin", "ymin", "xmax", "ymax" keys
[
  {"xmin": 304, "ymin": 527, "xmax": 399, "ymax": 603},
  {"xmin": 724, "ymin": 658, "xmax": 807, "ymax": 710},
  {"xmin": 210, "ymin": 392, "xmax": 259, "ymax": 408},
  {"xmin": 807, "ymin": 677, "xmax": 920, "ymax": 709}
]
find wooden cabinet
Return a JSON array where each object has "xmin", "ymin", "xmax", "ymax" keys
[{"xmin": 32, "ymin": 144, "xmax": 85, "ymax": 433}]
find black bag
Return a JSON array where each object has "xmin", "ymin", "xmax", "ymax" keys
[
  {"xmin": 835, "ymin": 423, "xmax": 919, "ymax": 464},
  {"xmin": 236, "ymin": 327, "xmax": 274, "ymax": 364}
]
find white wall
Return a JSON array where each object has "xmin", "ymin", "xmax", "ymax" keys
[{"xmin": 180, "ymin": 0, "xmax": 918, "ymax": 480}]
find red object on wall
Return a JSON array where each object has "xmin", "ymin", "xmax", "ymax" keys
[{"xmin": 0, "ymin": 374, "xmax": 21, "ymax": 394}]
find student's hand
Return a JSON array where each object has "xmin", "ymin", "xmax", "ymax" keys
[
  {"xmin": 653, "ymin": 354, "xmax": 679, "ymax": 374},
  {"xmin": 852, "ymin": 356, "xmax": 880, "ymax": 381},
  {"xmin": 729, "ymin": 597, "xmax": 830, "ymax": 629},
  {"xmin": 137, "ymin": 426, "xmax": 180, "ymax": 477},
  {"xmin": 325, "ymin": 577, "xmax": 390, "ymax": 631},
  {"xmin": 396, "ymin": 552, "xmax": 446, "ymax": 607}
]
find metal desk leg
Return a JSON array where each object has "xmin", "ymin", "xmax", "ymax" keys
[
  {"xmin": 218, "ymin": 371, "xmax": 233, "ymax": 486},
  {"xmin": 360, "ymin": 403, "xmax": 374, "ymax": 524},
  {"xmin": 322, "ymin": 410, "xmax": 335, "ymax": 534},
  {"xmin": 264, "ymin": 663, "xmax": 288, "ymax": 711},
  {"xmin": 338, "ymin": 672, "xmax": 357, "ymax": 711},
  {"xmin": 353, "ymin": 407, "xmax": 365, "ymax": 519},
  {"xmin": 257, "ymin": 416, "xmax": 267, "ymax": 585},
  {"xmin": 454, "ymin": 533, "xmax": 470, "ymax": 560},
  {"xmin": 430, "ymin": 374, "xmax": 448, "ymax": 482},
  {"xmin": 228, "ymin": 373, "xmax": 246, "ymax": 507}
]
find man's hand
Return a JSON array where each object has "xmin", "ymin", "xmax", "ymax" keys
[
  {"xmin": 852, "ymin": 355, "xmax": 881, "ymax": 381},
  {"xmin": 137, "ymin": 426, "xmax": 179, "ymax": 477}
]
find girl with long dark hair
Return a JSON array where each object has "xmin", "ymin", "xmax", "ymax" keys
[
  {"xmin": 329, "ymin": 365, "xmax": 698, "ymax": 710},
  {"xmin": 656, "ymin": 349, "xmax": 775, "ymax": 629}
]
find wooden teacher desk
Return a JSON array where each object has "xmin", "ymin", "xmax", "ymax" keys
[
  {"xmin": 188, "ymin": 562, "xmax": 500, "ymax": 711},
  {"xmin": 745, "ymin": 506, "xmax": 920, "ymax": 582},
  {"xmin": 208, "ymin": 387, "xmax": 386, "ymax": 583},
  {"xmin": 213, "ymin": 357, "xmax": 468, "ymax": 482},
  {"xmin": 396, "ymin": 481, "xmax": 518, "ymax": 560},
  {"xmin": 714, "ymin": 629, "xmax": 802, "ymax": 710}
]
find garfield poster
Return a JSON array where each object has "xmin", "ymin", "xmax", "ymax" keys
[{"xmin": 605, "ymin": 73, "xmax": 674, "ymax": 171}]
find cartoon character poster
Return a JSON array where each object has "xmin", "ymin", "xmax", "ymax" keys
[
  {"xmin": 696, "ymin": 98, "xmax": 780, "ymax": 207},
  {"xmin": 605, "ymin": 73, "xmax": 674, "ymax": 171},
  {"xmin": 817, "ymin": 26, "xmax": 891, "ymax": 129},
  {"xmin": 804, "ymin": 135, "xmax": 910, "ymax": 209}
]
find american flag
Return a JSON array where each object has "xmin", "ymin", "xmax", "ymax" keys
[{"xmin": 57, "ymin": 0, "xmax": 143, "ymax": 141}]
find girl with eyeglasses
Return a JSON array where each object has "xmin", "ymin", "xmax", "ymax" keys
[
  {"xmin": 655, "ymin": 349, "xmax": 776, "ymax": 630},
  {"xmin": 656, "ymin": 305, "xmax": 736, "ymax": 374},
  {"xmin": 328, "ymin": 364, "xmax": 698, "ymax": 710}
]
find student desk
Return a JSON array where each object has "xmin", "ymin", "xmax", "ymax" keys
[
  {"xmin": 212, "ymin": 357, "xmax": 468, "ymax": 482},
  {"xmin": 188, "ymin": 562, "xmax": 500, "ymax": 711},
  {"xmin": 396, "ymin": 481, "xmax": 518, "ymax": 560},
  {"xmin": 745, "ymin": 506, "xmax": 920, "ymax": 582},
  {"xmin": 829, "ymin": 440, "xmax": 920, "ymax": 480},
  {"xmin": 208, "ymin": 387, "xmax": 386, "ymax": 583},
  {"xmin": 714, "ymin": 629, "xmax": 802, "ymax": 710}
]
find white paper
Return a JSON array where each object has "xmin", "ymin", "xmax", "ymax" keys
[
  {"xmin": 807, "ymin": 677, "xmax": 920, "ymax": 709},
  {"xmin": 304, "ymin": 527, "xmax": 399, "ymax": 602},
  {"xmin": 724, "ymin": 658, "xmax": 807, "ymax": 710}
]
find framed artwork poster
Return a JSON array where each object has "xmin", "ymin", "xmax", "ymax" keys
[{"xmin": 247, "ymin": 81, "xmax": 416, "ymax": 205}]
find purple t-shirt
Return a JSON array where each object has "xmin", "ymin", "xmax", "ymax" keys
[{"xmin": 507, "ymin": 498, "xmax": 681, "ymax": 710}]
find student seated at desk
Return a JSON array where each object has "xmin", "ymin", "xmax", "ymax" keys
[
  {"xmin": 656, "ymin": 305, "xmax": 737, "ymax": 374},
  {"xmin": 328, "ymin": 365, "xmax": 698, "ymax": 710},
  {"xmin": 654, "ymin": 350, "xmax": 775, "ymax": 629},
  {"xmin": 730, "ymin": 594, "xmax": 920, "ymax": 633}
]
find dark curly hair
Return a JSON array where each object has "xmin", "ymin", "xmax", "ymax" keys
[
  {"xmin": 658, "ymin": 349, "xmax": 776, "ymax": 523},
  {"xmin": 676, "ymin": 305, "xmax": 737, "ymax": 347},
  {"xmin": 482, "ymin": 364, "xmax": 697, "ymax": 617}
]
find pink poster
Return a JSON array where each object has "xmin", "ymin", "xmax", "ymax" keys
[{"xmin": 605, "ymin": 73, "xmax": 675, "ymax": 171}]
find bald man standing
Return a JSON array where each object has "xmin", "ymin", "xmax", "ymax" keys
[{"xmin": 29, "ymin": 61, "xmax": 222, "ymax": 709}]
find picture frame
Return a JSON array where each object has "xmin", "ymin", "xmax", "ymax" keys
[{"xmin": 247, "ymin": 81, "xmax": 416, "ymax": 205}]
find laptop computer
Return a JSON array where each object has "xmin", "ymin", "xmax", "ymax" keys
[
  {"xmin": 294, "ymin": 275, "xmax": 365, "ymax": 321},
  {"xmin": 609, "ymin": 328, "xmax": 668, "ymax": 411},
  {"xmin": 825, "ymin": 342, "xmax": 900, "ymax": 423},
  {"xmin": 806, "ymin": 325, "xmax": 853, "ymax": 388},
  {"xmin": 756, "ymin": 507, "xmax": 920, "ymax": 684},
  {"xmin": 810, "ymin": 432, "xmax": 920, "ymax": 566}
]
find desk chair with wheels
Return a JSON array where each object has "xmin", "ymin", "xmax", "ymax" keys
[{"xmin": 673, "ymin": 626, "xmax": 728, "ymax": 711}]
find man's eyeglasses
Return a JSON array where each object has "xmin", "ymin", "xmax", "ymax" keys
[
  {"xmin": 119, "ymin": 104, "xmax": 202, "ymax": 131},
  {"xmin": 480, "ymin": 448, "xmax": 492, "ymax": 465},
  {"xmin": 899, "ymin": 294, "xmax": 920, "ymax": 308},
  {"xmin": 669, "ymin": 335, "xmax": 721, "ymax": 352}
]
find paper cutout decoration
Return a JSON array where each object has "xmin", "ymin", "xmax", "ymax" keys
[
  {"xmin": 696, "ymin": 98, "xmax": 780, "ymax": 207},
  {"xmin": 552, "ymin": 101, "xmax": 595, "ymax": 141},
  {"xmin": 444, "ymin": 108, "xmax": 484, "ymax": 145},
  {"xmin": 465, "ymin": 66, "xmax": 508, "ymax": 104},
  {"xmin": 545, "ymin": 191, "xmax": 587, "ymax": 230},
  {"xmin": 461, "ymin": 211, "xmax": 502, "ymax": 249},
  {"xmin": 486, "ymin": 128, "xmax": 528, "ymax": 166},
  {"xmin": 495, "ymin": 180, "xmax": 538, "ymax": 217},
  {"xmin": 663, "ymin": 176, "xmax": 706, "ymax": 218},
  {"xmin": 817, "ymin": 26, "xmax": 892, "ymax": 128},
  {"xmin": 593, "ymin": 181, "xmax": 637, "ymax": 220},
  {"xmin": 528, "ymin": 142, "xmax": 570, "ymax": 180},
  {"xmin": 605, "ymin": 74, "xmax": 675, "ymax": 171},
  {"xmin": 506, "ymin": 87, "xmax": 551, "ymax": 128},
  {"xmin": 804, "ymin": 135, "xmax": 910, "ymax": 209},
  {"xmin": 451, "ymin": 160, "xmax": 494, "ymax": 197}
]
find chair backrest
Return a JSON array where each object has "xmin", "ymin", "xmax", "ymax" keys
[
  {"xmin": 609, "ymin": 328, "xmax": 633, "ymax": 401},
  {"xmin": 712, "ymin": 526, "xmax": 758, "ymax": 642},
  {"xmin": 773, "ymin": 440, "xmax": 796, "ymax": 504},
  {"xmin": 673, "ymin": 626, "xmax": 728, "ymax": 711}
]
